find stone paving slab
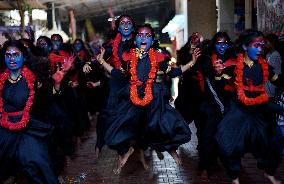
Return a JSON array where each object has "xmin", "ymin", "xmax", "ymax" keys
[{"xmin": 62, "ymin": 122, "xmax": 284, "ymax": 184}]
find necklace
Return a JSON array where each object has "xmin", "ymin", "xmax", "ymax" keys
[
  {"xmin": 235, "ymin": 53, "xmax": 269, "ymax": 105},
  {"xmin": 129, "ymin": 48, "xmax": 157, "ymax": 106},
  {"xmin": 244, "ymin": 55, "xmax": 254, "ymax": 68},
  {"xmin": 8, "ymin": 74, "xmax": 22, "ymax": 84},
  {"xmin": 0, "ymin": 66, "xmax": 36, "ymax": 131},
  {"xmin": 136, "ymin": 48, "xmax": 148, "ymax": 59}
]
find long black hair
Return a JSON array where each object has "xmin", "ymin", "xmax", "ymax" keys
[
  {"xmin": 177, "ymin": 33, "xmax": 201, "ymax": 65},
  {"xmin": 115, "ymin": 14, "xmax": 136, "ymax": 31},
  {"xmin": 106, "ymin": 14, "xmax": 136, "ymax": 40},
  {"xmin": 0, "ymin": 40, "xmax": 27, "ymax": 71},
  {"xmin": 209, "ymin": 31, "xmax": 236, "ymax": 61},
  {"xmin": 1, "ymin": 40, "xmax": 52, "ymax": 89},
  {"xmin": 265, "ymin": 33, "xmax": 280, "ymax": 52},
  {"xmin": 209, "ymin": 32, "xmax": 232, "ymax": 54},
  {"xmin": 36, "ymin": 36, "xmax": 52, "ymax": 57},
  {"xmin": 72, "ymin": 39, "xmax": 88, "ymax": 53},
  {"xmin": 51, "ymin": 34, "xmax": 72, "ymax": 53},
  {"xmin": 235, "ymin": 29, "xmax": 264, "ymax": 53},
  {"xmin": 124, "ymin": 23, "xmax": 159, "ymax": 52}
]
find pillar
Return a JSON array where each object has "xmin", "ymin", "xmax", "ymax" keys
[
  {"xmin": 245, "ymin": 0, "xmax": 252, "ymax": 29},
  {"xmin": 217, "ymin": 0, "xmax": 235, "ymax": 40},
  {"xmin": 187, "ymin": 0, "xmax": 217, "ymax": 39}
]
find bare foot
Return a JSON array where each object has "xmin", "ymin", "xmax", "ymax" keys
[
  {"xmin": 113, "ymin": 159, "xmax": 122, "ymax": 175},
  {"xmin": 264, "ymin": 173, "xmax": 282, "ymax": 184},
  {"xmin": 139, "ymin": 149, "xmax": 149, "ymax": 170},
  {"xmin": 94, "ymin": 147, "xmax": 100, "ymax": 159},
  {"xmin": 113, "ymin": 147, "xmax": 134, "ymax": 174},
  {"xmin": 200, "ymin": 170, "xmax": 209, "ymax": 183},
  {"xmin": 232, "ymin": 178, "xmax": 240, "ymax": 184},
  {"xmin": 169, "ymin": 150, "xmax": 182, "ymax": 165},
  {"xmin": 58, "ymin": 175, "xmax": 64, "ymax": 184},
  {"xmin": 120, "ymin": 147, "xmax": 135, "ymax": 167},
  {"xmin": 155, "ymin": 151, "xmax": 164, "ymax": 160}
]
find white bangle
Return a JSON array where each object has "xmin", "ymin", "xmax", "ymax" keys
[
  {"xmin": 188, "ymin": 61, "xmax": 194, "ymax": 68},
  {"xmin": 98, "ymin": 59, "xmax": 105, "ymax": 65}
]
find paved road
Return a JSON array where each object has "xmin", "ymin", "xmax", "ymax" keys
[{"xmin": 62, "ymin": 119, "xmax": 284, "ymax": 184}]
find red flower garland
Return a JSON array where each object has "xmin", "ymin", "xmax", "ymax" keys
[
  {"xmin": 235, "ymin": 54, "xmax": 269, "ymax": 105},
  {"xmin": 0, "ymin": 66, "xmax": 35, "ymax": 131},
  {"xmin": 211, "ymin": 53, "xmax": 218, "ymax": 66},
  {"xmin": 129, "ymin": 48, "xmax": 157, "ymax": 106},
  {"xmin": 112, "ymin": 33, "xmax": 122, "ymax": 69}
]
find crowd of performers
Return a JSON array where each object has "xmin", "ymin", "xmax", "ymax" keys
[{"xmin": 0, "ymin": 14, "xmax": 284, "ymax": 184}]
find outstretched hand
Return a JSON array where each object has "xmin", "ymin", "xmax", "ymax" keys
[
  {"xmin": 96, "ymin": 47, "xmax": 106, "ymax": 64},
  {"xmin": 83, "ymin": 63, "xmax": 92, "ymax": 73},
  {"xmin": 214, "ymin": 59, "xmax": 225, "ymax": 75},
  {"xmin": 192, "ymin": 48, "xmax": 201, "ymax": 65},
  {"xmin": 63, "ymin": 54, "xmax": 76, "ymax": 72},
  {"xmin": 52, "ymin": 65, "xmax": 65, "ymax": 85}
]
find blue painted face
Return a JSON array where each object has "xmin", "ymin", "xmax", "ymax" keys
[
  {"xmin": 36, "ymin": 39, "xmax": 50, "ymax": 56},
  {"xmin": 135, "ymin": 27, "xmax": 153, "ymax": 52},
  {"xmin": 246, "ymin": 37, "xmax": 265, "ymax": 61},
  {"xmin": 37, "ymin": 39, "xmax": 49, "ymax": 50},
  {"xmin": 118, "ymin": 17, "xmax": 134, "ymax": 38},
  {"xmin": 5, "ymin": 47, "xmax": 24, "ymax": 71},
  {"xmin": 215, "ymin": 37, "xmax": 230, "ymax": 56},
  {"xmin": 51, "ymin": 36, "xmax": 62, "ymax": 51},
  {"xmin": 74, "ymin": 41, "xmax": 83, "ymax": 52}
]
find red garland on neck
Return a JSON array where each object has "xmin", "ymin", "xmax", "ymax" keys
[
  {"xmin": 112, "ymin": 33, "xmax": 122, "ymax": 69},
  {"xmin": 0, "ymin": 66, "xmax": 36, "ymax": 131},
  {"xmin": 129, "ymin": 48, "xmax": 157, "ymax": 106},
  {"xmin": 211, "ymin": 53, "xmax": 219, "ymax": 65},
  {"xmin": 235, "ymin": 54, "xmax": 269, "ymax": 105}
]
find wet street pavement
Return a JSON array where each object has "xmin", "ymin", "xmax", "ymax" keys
[{"xmin": 62, "ymin": 118, "xmax": 284, "ymax": 184}]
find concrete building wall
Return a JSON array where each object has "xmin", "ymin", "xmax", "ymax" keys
[
  {"xmin": 217, "ymin": 0, "xmax": 235, "ymax": 40},
  {"xmin": 245, "ymin": 0, "xmax": 252, "ymax": 29},
  {"xmin": 187, "ymin": 0, "xmax": 217, "ymax": 39}
]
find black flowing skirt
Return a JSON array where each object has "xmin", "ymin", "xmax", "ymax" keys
[
  {"xmin": 215, "ymin": 99, "xmax": 282, "ymax": 165},
  {"xmin": 0, "ymin": 118, "xmax": 58, "ymax": 184},
  {"xmin": 104, "ymin": 82, "xmax": 191, "ymax": 154}
]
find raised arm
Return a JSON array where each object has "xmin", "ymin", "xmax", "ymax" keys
[
  {"xmin": 180, "ymin": 48, "xmax": 201, "ymax": 73},
  {"xmin": 97, "ymin": 47, "xmax": 124, "ymax": 79},
  {"xmin": 160, "ymin": 48, "xmax": 201, "ymax": 78}
]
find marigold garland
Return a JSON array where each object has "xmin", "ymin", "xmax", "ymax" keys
[
  {"xmin": 211, "ymin": 53, "xmax": 218, "ymax": 66},
  {"xmin": 0, "ymin": 66, "xmax": 35, "ymax": 131},
  {"xmin": 235, "ymin": 54, "xmax": 269, "ymax": 105},
  {"xmin": 112, "ymin": 33, "xmax": 122, "ymax": 69},
  {"xmin": 129, "ymin": 48, "xmax": 157, "ymax": 106}
]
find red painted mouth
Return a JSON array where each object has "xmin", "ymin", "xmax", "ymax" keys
[
  {"xmin": 9, "ymin": 61, "xmax": 17, "ymax": 67},
  {"xmin": 141, "ymin": 42, "xmax": 147, "ymax": 49}
]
